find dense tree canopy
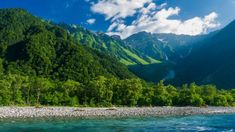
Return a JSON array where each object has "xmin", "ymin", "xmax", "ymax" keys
[
  {"xmin": 0, "ymin": 73, "xmax": 234, "ymax": 107},
  {"xmin": 0, "ymin": 8, "xmax": 135, "ymax": 82}
]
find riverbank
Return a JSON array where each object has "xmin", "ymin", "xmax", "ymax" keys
[{"xmin": 0, "ymin": 107, "xmax": 234, "ymax": 119}]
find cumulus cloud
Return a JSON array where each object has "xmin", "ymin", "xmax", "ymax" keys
[
  {"xmin": 91, "ymin": 0, "xmax": 220, "ymax": 39},
  {"xmin": 91, "ymin": 0, "xmax": 152, "ymax": 21},
  {"xmin": 87, "ymin": 18, "xmax": 96, "ymax": 25}
]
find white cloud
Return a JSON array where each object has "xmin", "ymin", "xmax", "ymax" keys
[
  {"xmin": 153, "ymin": 7, "xmax": 180, "ymax": 19},
  {"xmin": 157, "ymin": 3, "xmax": 167, "ymax": 9},
  {"xmin": 91, "ymin": 0, "xmax": 220, "ymax": 39},
  {"xmin": 139, "ymin": 3, "xmax": 157, "ymax": 15},
  {"xmin": 91, "ymin": 0, "xmax": 152, "ymax": 21},
  {"xmin": 107, "ymin": 7, "xmax": 220, "ymax": 39},
  {"xmin": 87, "ymin": 18, "xmax": 96, "ymax": 25}
]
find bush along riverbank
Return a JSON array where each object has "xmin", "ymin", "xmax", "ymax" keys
[{"xmin": 0, "ymin": 73, "xmax": 234, "ymax": 107}]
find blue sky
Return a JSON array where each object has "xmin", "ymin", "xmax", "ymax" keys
[{"xmin": 1, "ymin": 0, "xmax": 235, "ymax": 38}]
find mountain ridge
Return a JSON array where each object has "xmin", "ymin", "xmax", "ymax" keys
[
  {"xmin": 175, "ymin": 20, "xmax": 235, "ymax": 88},
  {"xmin": 59, "ymin": 24, "xmax": 161, "ymax": 65},
  {"xmin": 0, "ymin": 8, "xmax": 136, "ymax": 83}
]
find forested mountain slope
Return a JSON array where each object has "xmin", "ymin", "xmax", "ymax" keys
[
  {"xmin": 175, "ymin": 20, "xmax": 235, "ymax": 88},
  {"xmin": 0, "ymin": 8, "xmax": 135, "ymax": 82},
  {"xmin": 125, "ymin": 32, "xmax": 206, "ymax": 62},
  {"xmin": 60, "ymin": 24, "xmax": 160, "ymax": 65},
  {"xmin": 124, "ymin": 32, "xmax": 207, "ymax": 83}
]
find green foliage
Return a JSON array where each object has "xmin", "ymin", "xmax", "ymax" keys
[
  {"xmin": 60, "ymin": 24, "xmax": 159, "ymax": 65},
  {"xmin": 0, "ymin": 8, "xmax": 135, "ymax": 83},
  {"xmin": 87, "ymin": 76, "xmax": 113, "ymax": 106},
  {"xmin": 0, "ymin": 58, "xmax": 3, "ymax": 74},
  {"xmin": 0, "ymin": 9, "xmax": 233, "ymax": 107},
  {"xmin": 153, "ymin": 80, "xmax": 172, "ymax": 106},
  {"xmin": 0, "ymin": 73, "xmax": 233, "ymax": 107},
  {"xmin": 0, "ymin": 79, "xmax": 11, "ymax": 105}
]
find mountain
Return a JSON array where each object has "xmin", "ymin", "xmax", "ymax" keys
[
  {"xmin": 124, "ymin": 32, "xmax": 207, "ymax": 83},
  {"xmin": 175, "ymin": 20, "xmax": 235, "ymax": 88},
  {"xmin": 128, "ymin": 62, "xmax": 174, "ymax": 83},
  {"xmin": 3, "ymin": 8, "xmax": 235, "ymax": 89},
  {"xmin": 125, "ymin": 32, "xmax": 206, "ymax": 62},
  {"xmin": 0, "ymin": 8, "xmax": 234, "ymax": 107},
  {"xmin": 60, "ymin": 24, "xmax": 160, "ymax": 65},
  {"xmin": 0, "ymin": 8, "xmax": 136, "ymax": 83}
]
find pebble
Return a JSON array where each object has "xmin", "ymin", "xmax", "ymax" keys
[{"xmin": 0, "ymin": 107, "xmax": 234, "ymax": 119}]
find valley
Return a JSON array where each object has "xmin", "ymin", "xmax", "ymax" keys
[{"xmin": 0, "ymin": 8, "xmax": 234, "ymax": 107}]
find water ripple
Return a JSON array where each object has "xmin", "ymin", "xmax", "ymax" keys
[{"xmin": 0, "ymin": 114, "xmax": 234, "ymax": 132}]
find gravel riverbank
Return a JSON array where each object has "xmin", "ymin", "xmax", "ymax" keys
[{"xmin": 0, "ymin": 107, "xmax": 234, "ymax": 119}]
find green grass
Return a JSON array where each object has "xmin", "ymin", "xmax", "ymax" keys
[
  {"xmin": 120, "ymin": 59, "xmax": 136, "ymax": 65},
  {"xmin": 147, "ymin": 56, "xmax": 162, "ymax": 64},
  {"xmin": 122, "ymin": 48, "xmax": 149, "ymax": 65}
]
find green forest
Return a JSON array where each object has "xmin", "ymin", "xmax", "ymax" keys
[
  {"xmin": 0, "ymin": 8, "xmax": 234, "ymax": 107},
  {"xmin": 0, "ymin": 73, "xmax": 234, "ymax": 107}
]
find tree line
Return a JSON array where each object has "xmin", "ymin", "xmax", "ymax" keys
[{"xmin": 0, "ymin": 73, "xmax": 234, "ymax": 107}]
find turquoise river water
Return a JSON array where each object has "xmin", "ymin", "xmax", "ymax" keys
[{"xmin": 0, "ymin": 114, "xmax": 234, "ymax": 132}]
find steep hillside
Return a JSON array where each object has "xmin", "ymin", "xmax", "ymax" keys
[
  {"xmin": 0, "ymin": 8, "xmax": 135, "ymax": 83},
  {"xmin": 129, "ymin": 62, "xmax": 174, "ymax": 83},
  {"xmin": 124, "ymin": 32, "xmax": 207, "ymax": 83},
  {"xmin": 176, "ymin": 20, "xmax": 235, "ymax": 88},
  {"xmin": 125, "ymin": 32, "xmax": 171, "ymax": 61},
  {"xmin": 60, "ymin": 24, "xmax": 160, "ymax": 65},
  {"xmin": 125, "ymin": 32, "xmax": 206, "ymax": 62}
]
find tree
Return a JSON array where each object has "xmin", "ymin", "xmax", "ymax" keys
[
  {"xmin": 213, "ymin": 94, "xmax": 229, "ymax": 106},
  {"xmin": 166, "ymin": 85, "xmax": 179, "ymax": 105},
  {"xmin": 138, "ymin": 86, "xmax": 154, "ymax": 106},
  {"xmin": 177, "ymin": 83, "xmax": 205, "ymax": 106},
  {"xmin": 31, "ymin": 77, "xmax": 55, "ymax": 105},
  {"xmin": 219, "ymin": 90, "xmax": 234, "ymax": 106},
  {"xmin": 17, "ymin": 75, "xmax": 31, "ymax": 105},
  {"xmin": 153, "ymin": 80, "xmax": 172, "ymax": 106},
  {"xmin": 113, "ymin": 79, "xmax": 143, "ymax": 106},
  {"xmin": 0, "ymin": 58, "xmax": 4, "ymax": 75},
  {"xmin": 6, "ymin": 74, "xmax": 27, "ymax": 105},
  {"xmin": 87, "ymin": 76, "xmax": 113, "ymax": 106},
  {"xmin": 60, "ymin": 80, "xmax": 82, "ymax": 106},
  {"xmin": 0, "ymin": 79, "xmax": 11, "ymax": 105},
  {"xmin": 191, "ymin": 94, "xmax": 204, "ymax": 106},
  {"xmin": 201, "ymin": 85, "xmax": 217, "ymax": 105}
]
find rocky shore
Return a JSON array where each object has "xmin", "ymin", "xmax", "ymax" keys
[{"xmin": 0, "ymin": 107, "xmax": 234, "ymax": 119}]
